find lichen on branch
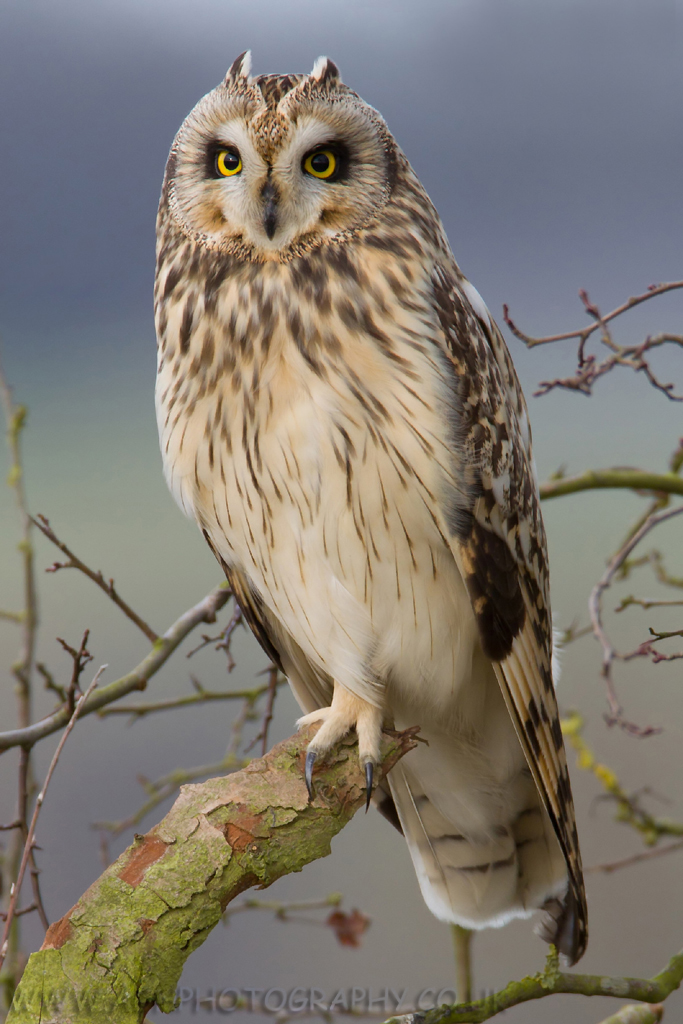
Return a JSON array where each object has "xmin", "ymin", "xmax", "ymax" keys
[{"xmin": 7, "ymin": 726, "xmax": 417, "ymax": 1024}]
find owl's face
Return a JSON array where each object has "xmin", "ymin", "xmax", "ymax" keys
[{"xmin": 164, "ymin": 53, "xmax": 396, "ymax": 261}]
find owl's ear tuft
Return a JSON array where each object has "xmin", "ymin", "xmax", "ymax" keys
[
  {"xmin": 309, "ymin": 56, "xmax": 341, "ymax": 85},
  {"xmin": 225, "ymin": 50, "xmax": 253, "ymax": 85}
]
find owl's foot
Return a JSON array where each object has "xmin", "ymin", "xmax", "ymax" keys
[{"xmin": 297, "ymin": 686, "xmax": 383, "ymax": 810}]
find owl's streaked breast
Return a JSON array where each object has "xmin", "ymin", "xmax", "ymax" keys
[{"xmin": 156, "ymin": 242, "xmax": 480, "ymax": 719}]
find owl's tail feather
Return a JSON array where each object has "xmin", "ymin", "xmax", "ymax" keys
[{"xmin": 387, "ymin": 752, "xmax": 571, "ymax": 951}]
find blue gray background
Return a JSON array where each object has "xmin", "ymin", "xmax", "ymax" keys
[{"xmin": 1, "ymin": 1, "xmax": 682, "ymax": 1021}]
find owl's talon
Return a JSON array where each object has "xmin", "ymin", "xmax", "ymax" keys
[
  {"xmin": 365, "ymin": 761, "xmax": 374, "ymax": 812},
  {"xmin": 305, "ymin": 750, "xmax": 316, "ymax": 801}
]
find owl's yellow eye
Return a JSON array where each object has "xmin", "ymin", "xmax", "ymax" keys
[
  {"xmin": 303, "ymin": 149, "xmax": 337, "ymax": 180},
  {"xmin": 216, "ymin": 149, "xmax": 242, "ymax": 176}
]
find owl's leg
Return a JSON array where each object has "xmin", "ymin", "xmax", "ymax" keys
[{"xmin": 297, "ymin": 684, "xmax": 383, "ymax": 809}]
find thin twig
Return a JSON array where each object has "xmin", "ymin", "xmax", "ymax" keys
[
  {"xmin": 186, "ymin": 600, "xmax": 241, "ymax": 671},
  {"xmin": 617, "ymin": 597, "xmax": 683, "ymax": 612},
  {"xmin": 0, "ymin": 356, "xmax": 41, "ymax": 987},
  {"xmin": 33, "ymin": 514, "xmax": 159, "ymax": 643},
  {"xmin": 587, "ymin": 839, "xmax": 683, "ymax": 875},
  {"xmin": 504, "ymin": 280, "xmax": 683, "ymax": 401},
  {"xmin": 244, "ymin": 666, "xmax": 283, "ymax": 755},
  {"xmin": 97, "ymin": 681, "xmax": 272, "ymax": 719},
  {"xmin": 17, "ymin": 748, "xmax": 49, "ymax": 931},
  {"xmin": 0, "ymin": 903, "xmax": 37, "ymax": 922},
  {"xmin": 57, "ymin": 629, "xmax": 93, "ymax": 715},
  {"xmin": 0, "ymin": 668, "xmax": 105, "ymax": 970},
  {"xmin": 223, "ymin": 893, "xmax": 342, "ymax": 923},
  {"xmin": 503, "ymin": 280, "xmax": 683, "ymax": 348},
  {"xmin": 588, "ymin": 504, "xmax": 683, "ymax": 734}
]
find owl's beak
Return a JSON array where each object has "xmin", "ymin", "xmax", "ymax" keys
[{"xmin": 261, "ymin": 180, "xmax": 279, "ymax": 240}]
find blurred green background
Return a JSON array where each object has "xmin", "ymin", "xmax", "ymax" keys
[{"xmin": 1, "ymin": 1, "xmax": 682, "ymax": 1021}]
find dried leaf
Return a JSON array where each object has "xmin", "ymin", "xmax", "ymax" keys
[{"xmin": 326, "ymin": 908, "xmax": 371, "ymax": 948}]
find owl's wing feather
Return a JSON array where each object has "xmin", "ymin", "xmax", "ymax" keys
[{"xmin": 431, "ymin": 264, "xmax": 588, "ymax": 963}]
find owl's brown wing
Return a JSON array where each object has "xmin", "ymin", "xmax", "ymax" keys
[{"xmin": 431, "ymin": 264, "xmax": 588, "ymax": 964}]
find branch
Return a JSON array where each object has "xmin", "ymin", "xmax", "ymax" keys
[
  {"xmin": 7, "ymin": 727, "xmax": 417, "ymax": 1024},
  {"xmin": 382, "ymin": 947, "xmax": 681, "ymax": 1024},
  {"xmin": 0, "ymin": 584, "xmax": 231, "ymax": 752},
  {"xmin": 33, "ymin": 515, "xmax": 159, "ymax": 644},
  {"xmin": 540, "ymin": 469, "xmax": 683, "ymax": 502}
]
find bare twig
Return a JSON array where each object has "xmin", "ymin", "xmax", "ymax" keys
[
  {"xmin": 503, "ymin": 280, "xmax": 683, "ymax": 348},
  {"xmin": 0, "ymin": 904, "xmax": 37, "ymax": 923},
  {"xmin": 0, "ymin": 356, "xmax": 41, "ymax": 994},
  {"xmin": 223, "ymin": 893, "xmax": 342, "ymax": 923},
  {"xmin": 33, "ymin": 514, "xmax": 159, "ymax": 643},
  {"xmin": 587, "ymin": 839, "xmax": 683, "ymax": 875},
  {"xmin": 588, "ymin": 504, "xmax": 683, "ymax": 734},
  {"xmin": 0, "ymin": 583, "xmax": 231, "ymax": 752},
  {"xmin": 17, "ymin": 749, "xmax": 49, "ymax": 932},
  {"xmin": 0, "ymin": 360, "xmax": 37, "ymax": 726},
  {"xmin": 186, "ymin": 600, "xmax": 241, "ymax": 671},
  {"xmin": 617, "ymin": 596, "xmax": 683, "ymax": 612},
  {"xmin": 56, "ymin": 629, "xmax": 93, "ymax": 715},
  {"xmin": 0, "ymin": 668, "xmax": 105, "ymax": 970},
  {"xmin": 96, "ymin": 679, "xmax": 273, "ymax": 719},
  {"xmin": 504, "ymin": 281, "xmax": 683, "ymax": 401},
  {"xmin": 245, "ymin": 665, "xmax": 284, "ymax": 756}
]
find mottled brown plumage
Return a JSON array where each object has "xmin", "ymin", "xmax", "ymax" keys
[{"xmin": 154, "ymin": 52, "xmax": 587, "ymax": 962}]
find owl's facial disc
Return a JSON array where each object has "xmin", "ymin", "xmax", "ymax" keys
[{"xmin": 167, "ymin": 76, "xmax": 395, "ymax": 258}]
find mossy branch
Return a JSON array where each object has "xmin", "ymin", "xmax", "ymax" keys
[
  {"xmin": 540, "ymin": 469, "xmax": 683, "ymax": 501},
  {"xmin": 7, "ymin": 726, "xmax": 417, "ymax": 1024},
  {"xmin": 383, "ymin": 947, "xmax": 682, "ymax": 1024}
]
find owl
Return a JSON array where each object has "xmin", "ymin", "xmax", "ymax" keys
[{"xmin": 154, "ymin": 52, "xmax": 588, "ymax": 963}]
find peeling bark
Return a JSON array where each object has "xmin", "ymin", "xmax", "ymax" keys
[{"xmin": 8, "ymin": 726, "xmax": 416, "ymax": 1024}]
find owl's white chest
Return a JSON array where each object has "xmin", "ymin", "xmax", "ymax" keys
[{"xmin": 156, "ymin": 275, "xmax": 480, "ymax": 722}]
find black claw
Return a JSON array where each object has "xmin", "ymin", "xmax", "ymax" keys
[
  {"xmin": 365, "ymin": 761, "xmax": 374, "ymax": 812},
  {"xmin": 305, "ymin": 750, "xmax": 316, "ymax": 801}
]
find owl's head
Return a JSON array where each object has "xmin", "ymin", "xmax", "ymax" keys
[{"xmin": 163, "ymin": 52, "xmax": 397, "ymax": 260}]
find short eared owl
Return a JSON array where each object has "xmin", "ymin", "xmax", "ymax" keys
[{"xmin": 155, "ymin": 52, "xmax": 587, "ymax": 962}]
